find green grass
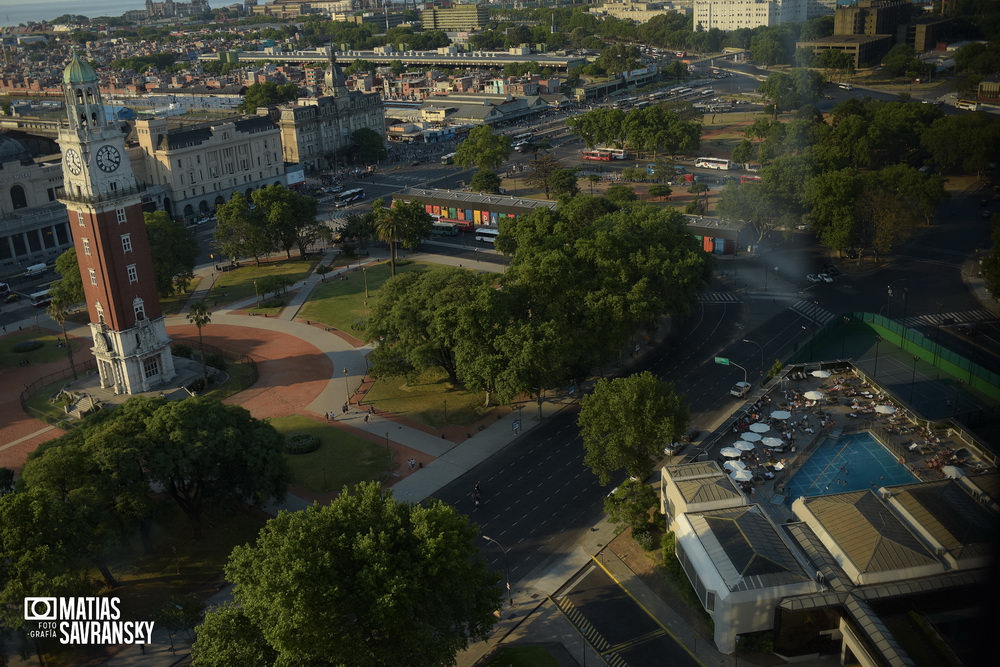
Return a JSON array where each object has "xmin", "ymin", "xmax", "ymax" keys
[
  {"xmin": 298, "ymin": 260, "xmax": 443, "ymax": 333},
  {"xmin": 159, "ymin": 276, "xmax": 203, "ymax": 315},
  {"xmin": 247, "ymin": 295, "xmax": 288, "ymax": 317},
  {"xmin": 206, "ymin": 257, "xmax": 317, "ymax": 308},
  {"xmin": 484, "ymin": 645, "xmax": 561, "ymax": 667},
  {"xmin": 0, "ymin": 330, "xmax": 78, "ymax": 368},
  {"xmin": 363, "ymin": 367, "xmax": 492, "ymax": 429},
  {"xmin": 22, "ymin": 378, "xmax": 78, "ymax": 426},
  {"xmin": 203, "ymin": 360, "xmax": 258, "ymax": 401},
  {"xmin": 269, "ymin": 415, "xmax": 391, "ymax": 495}
]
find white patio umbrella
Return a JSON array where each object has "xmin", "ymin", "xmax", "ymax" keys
[
  {"xmin": 942, "ymin": 465, "xmax": 965, "ymax": 479},
  {"xmin": 761, "ymin": 437, "xmax": 785, "ymax": 448},
  {"xmin": 720, "ymin": 447, "xmax": 742, "ymax": 458},
  {"xmin": 749, "ymin": 422, "xmax": 770, "ymax": 433},
  {"xmin": 730, "ymin": 469, "xmax": 754, "ymax": 482},
  {"xmin": 740, "ymin": 432, "xmax": 763, "ymax": 442},
  {"xmin": 723, "ymin": 459, "xmax": 747, "ymax": 472},
  {"xmin": 735, "ymin": 440, "xmax": 756, "ymax": 451},
  {"xmin": 811, "ymin": 369, "xmax": 832, "ymax": 378},
  {"xmin": 770, "ymin": 410, "xmax": 792, "ymax": 420},
  {"xmin": 874, "ymin": 405, "xmax": 897, "ymax": 415},
  {"xmin": 804, "ymin": 390, "xmax": 825, "ymax": 401}
]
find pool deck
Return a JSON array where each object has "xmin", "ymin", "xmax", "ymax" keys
[{"xmin": 701, "ymin": 367, "xmax": 994, "ymax": 524}]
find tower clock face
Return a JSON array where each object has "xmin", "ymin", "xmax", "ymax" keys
[
  {"xmin": 95, "ymin": 145, "xmax": 121, "ymax": 173},
  {"xmin": 65, "ymin": 148, "xmax": 82, "ymax": 175}
]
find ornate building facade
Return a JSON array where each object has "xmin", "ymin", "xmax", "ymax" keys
[
  {"xmin": 57, "ymin": 56, "xmax": 175, "ymax": 395},
  {"xmin": 272, "ymin": 51, "xmax": 385, "ymax": 172}
]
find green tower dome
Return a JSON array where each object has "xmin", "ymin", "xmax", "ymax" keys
[{"xmin": 63, "ymin": 55, "xmax": 98, "ymax": 85}]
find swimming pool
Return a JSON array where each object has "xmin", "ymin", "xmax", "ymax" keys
[{"xmin": 783, "ymin": 432, "xmax": 918, "ymax": 503}]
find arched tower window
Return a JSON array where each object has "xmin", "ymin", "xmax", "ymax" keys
[
  {"xmin": 133, "ymin": 297, "xmax": 146, "ymax": 322},
  {"xmin": 10, "ymin": 185, "xmax": 27, "ymax": 209}
]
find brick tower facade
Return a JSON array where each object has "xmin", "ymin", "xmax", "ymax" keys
[{"xmin": 57, "ymin": 55, "xmax": 175, "ymax": 394}]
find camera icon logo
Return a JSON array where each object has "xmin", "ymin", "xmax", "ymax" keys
[{"xmin": 24, "ymin": 598, "xmax": 57, "ymax": 621}]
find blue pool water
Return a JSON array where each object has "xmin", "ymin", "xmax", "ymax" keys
[{"xmin": 783, "ymin": 432, "xmax": 918, "ymax": 503}]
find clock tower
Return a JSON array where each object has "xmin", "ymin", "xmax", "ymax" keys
[{"xmin": 58, "ymin": 55, "xmax": 175, "ymax": 395}]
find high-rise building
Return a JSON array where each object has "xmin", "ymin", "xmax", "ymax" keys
[
  {"xmin": 693, "ymin": 0, "xmax": 836, "ymax": 32},
  {"xmin": 57, "ymin": 55, "xmax": 175, "ymax": 395}
]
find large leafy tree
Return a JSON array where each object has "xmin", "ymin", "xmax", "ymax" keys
[
  {"xmin": 350, "ymin": 127, "xmax": 387, "ymax": 164},
  {"xmin": 191, "ymin": 482, "xmax": 501, "ymax": 667},
  {"xmin": 454, "ymin": 125, "xmax": 512, "ymax": 171},
  {"xmin": 372, "ymin": 199, "xmax": 434, "ymax": 276},
  {"xmin": 141, "ymin": 398, "xmax": 289, "ymax": 539},
  {"xmin": 145, "ymin": 211, "xmax": 198, "ymax": 296},
  {"xmin": 50, "ymin": 247, "xmax": 84, "ymax": 306},
  {"xmin": 578, "ymin": 372, "xmax": 689, "ymax": 484},
  {"xmin": 214, "ymin": 192, "xmax": 271, "ymax": 264},
  {"xmin": 470, "ymin": 168, "xmax": 501, "ymax": 194},
  {"xmin": 922, "ymin": 112, "xmax": 1000, "ymax": 177},
  {"xmin": 251, "ymin": 184, "xmax": 319, "ymax": 259}
]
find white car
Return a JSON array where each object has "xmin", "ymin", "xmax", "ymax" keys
[
  {"xmin": 818, "ymin": 273, "xmax": 833, "ymax": 283},
  {"xmin": 730, "ymin": 381, "xmax": 752, "ymax": 398},
  {"xmin": 806, "ymin": 274, "xmax": 822, "ymax": 283}
]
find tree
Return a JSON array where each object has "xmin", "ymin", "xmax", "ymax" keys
[
  {"xmin": 51, "ymin": 248, "xmax": 84, "ymax": 306},
  {"xmin": 251, "ymin": 184, "xmax": 318, "ymax": 259},
  {"xmin": 604, "ymin": 478, "xmax": 660, "ymax": 534},
  {"xmin": 191, "ymin": 482, "xmax": 501, "ymax": 666},
  {"xmin": 372, "ymin": 199, "xmax": 434, "ymax": 276},
  {"xmin": 214, "ymin": 192, "xmax": 271, "ymax": 264},
  {"xmin": 47, "ymin": 292, "xmax": 77, "ymax": 380},
  {"xmin": 238, "ymin": 81, "xmax": 300, "ymax": 113},
  {"xmin": 454, "ymin": 125, "xmax": 511, "ymax": 171},
  {"xmin": 528, "ymin": 154, "xmax": 561, "ymax": 197},
  {"xmin": 548, "ymin": 168, "xmax": 580, "ymax": 201},
  {"xmin": 350, "ymin": 127, "xmax": 387, "ymax": 164},
  {"xmin": 648, "ymin": 184, "xmax": 673, "ymax": 201},
  {"xmin": 470, "ymin": 168, "xmax": 502, "ymax": 194},
  {"xmin": 982, "ymin": 218, "xmax": 1000, "ymax": 300},
  {"xmin": 145, "ymin": 211, "xmax": 198, "ymax": 296},
  {"xmin": 605, "ymin": 184, "xmax": 637, "ymax": 203},
  {"xmin": 578, "ymin": 372, "xmax": 689, "ymax": 484},
  {"xmin": 187, "ymin": 302, "xmax": 211, "ymax": 383},
  {"xmin": 141, "ymin": 398, "xmax": 288, "ymax": 539}
]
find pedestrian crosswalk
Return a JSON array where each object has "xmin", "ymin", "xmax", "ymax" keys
[
  {"xmin": 899, "ymin": 309, "xmax": 998, "ymax": 327},
  {"xmin": 698, "ymin": 292, "xmax": 742, "ymax": 304},
  {"xmin": 791, "ymin": 300, "xmax": 836, "ymax": 325}
]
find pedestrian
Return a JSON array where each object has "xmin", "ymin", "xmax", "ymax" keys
[
  {"xmin": 369, "ymin": 405, "xmax": 375, "ymax": 415},
  {"xmin": 342, "ymin": 403, "xmax": 348, "ymax": 414},
  {"xmin": 364, "ymin": 414, "xmax": 370, "ymax": 423}
]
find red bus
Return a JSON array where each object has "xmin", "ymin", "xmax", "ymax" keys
[
  {"xmin": 582, "ymin": 149, "xmax": 612, "ymax": 161},
  {"xmin": 740, "ymin": 175, "xmax": 761, "ymax": 184}
]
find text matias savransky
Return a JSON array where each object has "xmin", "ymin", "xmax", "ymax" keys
[{"xmin": 24, "ymin": 596, "xmax": 155, "ymax": 645}]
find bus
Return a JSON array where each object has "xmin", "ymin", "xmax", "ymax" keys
[
  {"xmin": 695, "ymin": 157, "xmax": 731, "ymax": 170},
  {"xmin": 475, "ymin": 226, "xmax": 500, "ymax": 244},
  {"xmin": 598, "ymin": 147, "xmax": 630, "ymax": 160},
  {"xmin": 676, "ymin": 87, "xmax": 693, "ymax": 95},
  {"xmin": 334, "ymin": 188, "xmax": 365, "ymax": 207},
  {"xmin": 29, "ymin": 289, "xmax": 51, "ymax": 307},
  {"xmin": 582, "ymin": 149, "xmax": 612, "ymax": 161},
  {"xmin": 740, "ymin": 175, "xmax": 762, "ymax": 184},
  {"xmin": 956, "ymin": 100, "xmax": 981, "ymax": 111},
  {"xmin": 441, "ymin": 152, "xmax": 456, "ymax": 165},
  {"xmin": 431, "ymin": 221, "xmax": 459, "ymax": 236},
  {"xmin": 511, "ymin": 132, "xmax": 533, "ymax": 144}
]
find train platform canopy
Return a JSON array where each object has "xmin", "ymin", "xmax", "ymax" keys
[{"xmin": 395, "ymin": 188, "xmax": 560, "ymax": 217}]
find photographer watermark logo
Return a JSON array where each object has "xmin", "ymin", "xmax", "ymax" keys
[{"xmin": 23, "ymin": 597, "xmax": 154, "ymax": 645}]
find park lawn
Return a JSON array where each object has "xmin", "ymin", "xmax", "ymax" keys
[
  {"xmin": 484, "ymin": 645, "xmax": 561, "ymax": 667},
  {"xmin": 206, "ymin": 257, "xmax": 317, "ymax": 308},
  {"xmin": 0, "ymin": 330, "xmax": 82, "ymax": 368},
  {"xmin": 247, "ymin": 294, "xmax": 288, "ymax": 317},
  {"xmin": 269, "ymin": 415, "xmax": 391, "ymax": 495},
  {"xmin": 159, "ymin": 276, "xmax": 202, "ymax": 315},
  {"xmin": 22, "ymin": 378, "xmax": 77, "ymax": 425},
  {"xmin": 298, "ymin": 260, "xmax": 444, "ymax": 333},
  {"xmin": 204, "ymin": 359, "xmax": 258, "ymax": 401},
  {"xmin": 363, "ymin": 367, "xmax": 491, "ymax": 429}
]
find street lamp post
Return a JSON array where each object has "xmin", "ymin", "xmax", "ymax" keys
[
  {"xmin": 909, "ymin": 355, "xmax": 919, "ymax": 404},
  {"xmin": 363, "ymin": 266, "xmax": 369, "ymax": 300},
  {"xmin": 742, "ymin": 339, "xmax": 764, "ymax": 377},
  {"xmin": 482, "ymin": 535, "xmax": 512, "ymax": 607},
  {"xmin": 873, "ymin": 335, "xmax": 882, "ymax": 379},
  {"xmin": 343, "ymin": 367, "xmax": 350, "ymax": 406}
]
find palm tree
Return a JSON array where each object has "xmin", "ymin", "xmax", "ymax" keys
[
  {"xmin": 372, "ymin": 200, "xmax": 401, "ymax": 277},
  {"xmin": 187, "ymin": 302, "xmax": 212, "ymax": 383},
  {"xmin": 47, "ymin": 295, "xmax": 77, "ymax": 380}
]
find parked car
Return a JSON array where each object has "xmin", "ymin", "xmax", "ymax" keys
[
  {"xmin": 818, "ymin": 273, "xmax": 834, "ymax": 283},
  {"xmin": 730, "ymin": 381, "xmax": 752, "ymax": 398},
  {"xmin": 806, "ymin": 274, "xmax": 822, "ymax": 283}
]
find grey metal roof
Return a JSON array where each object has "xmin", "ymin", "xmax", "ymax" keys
[
  {"xmin": 664, "ymin": 460, "xmax": 723, "ymax": 480},
  {"xmin": 395, "ymin": 188, "xmax": 559, "ymax": 212},
  {"xmin": 802, "ymin": 491, "xmax": 938, "ymax": 574},
  {"xmin": 687, "ymin": 505, "xmax": 811, "ymax": 592},
  {"xmin": 890, "ymin": 480, "xmax": 998, "ymax": 561},
  {"xmin": 676, "ymin": 476, "xmax": 742, "ymax": 505}
]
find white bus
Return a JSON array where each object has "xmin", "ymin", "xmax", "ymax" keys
[
  {"xmin": 29, "ymin": 289, "xmax": 52, "ymax": 307},
  {"xmin": 598, "ymin": 147, "xmax": 631, "ymax": 160},
  {"xmin": 474, "ymin": 226, "xmax": 500, "ymax": 244},
  {"xmin": 334, "ymin": 188, "xmax": 365, "ymax": 207},
  {"xmin": 431, "ymin": 221, "xmax": 459, "ymax": 237},
  {"xmin": 695, "ymin": 157, "xmax": 731, "ymax": 170},
  {"xmin": 956, "ymin": 99, "xmax": 981, "ymax": 111}
]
